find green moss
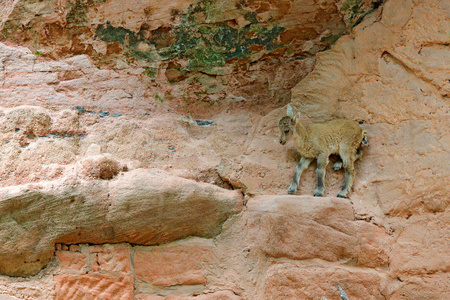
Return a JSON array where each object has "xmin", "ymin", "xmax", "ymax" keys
[
  {"xmin": 160, "ymin": 15, "xmax": 284, "ymax": 70},
  {"xmin": 333, "ymin": 0, "xmax": 375, "ymax": 43},
  {"xmin": 144, "ymin": 67, "xmax": 158, "ymax": 79},
  {"xmin": 66, "ymin": 2, "xmax": 88, "ymax": 25},
  {"xmin": 244, "ymin": 11, "xmax": 258, "ymax": 23},
  {"xmin": 66, "ymin": 0, "xmax": 108, "ymax": 25},
  {"xmin": 96, "ymin": 23, "xmax": 130, "ymax": 44},
  {"xmin": 94, "ymin": 0, "xmax": 285, "ymax": 77},
  {"xmin": 155, "ymin": 94, "xmax": 164, "ymax": 103},
  {"xmin": 321, "ymin": 34, "xmax": 341, "ymax": 47},
  {"xmin": 199, "ymin": 67, "xmax": 227, "ymax": 75},
  {"xmin": 187, "ymin": 46, "xmax": 226, "ymax": 69},
  {"xmin": 341, "ymin": 0, "xmax": 362, "ymax": 12},
  {"xmin": 96, "ymin": 22, "xmax": 160, "ymax": 62}
]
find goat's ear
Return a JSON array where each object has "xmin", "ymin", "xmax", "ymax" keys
[
  {"xmin": 286, "ymin": 104, "xmax": 294, "ymax": 117},
  {"xmin": 286, "ymin": 104, "xmax": 298, "ymax": 123}
]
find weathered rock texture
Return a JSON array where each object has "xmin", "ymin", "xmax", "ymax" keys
[
  {"xmin": 0, "ymin": 0, "xmax": 380, "ymax": 115},
  {"xmin": 0, "ymin": 0, "xmax": 449, "ymax": 299},
  {"xmin": 0, "ymin": 169, "xmax": 243, "ymax": 277}
]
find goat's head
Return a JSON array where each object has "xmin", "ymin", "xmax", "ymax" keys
[
  {"xmin": 279, "ymin": 105, "xmax": 297, "ymax": 145},
  {"xmin": 279, "ymin": 115, "xmax": 294, "ymax": 145}
]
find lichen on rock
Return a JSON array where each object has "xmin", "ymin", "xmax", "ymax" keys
[{"xmin": 95, "ymin": 0, "xmax": 286, "ymax": 75}]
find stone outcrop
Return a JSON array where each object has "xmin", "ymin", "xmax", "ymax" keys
[
  {"xmin": 0, "ymin": 196, "xmax": 393, "ymax": 299},
  {"xmin": 0, "ymin": 0, "xmax": 449, "ymax": 299},
  {"xmin": 0, "ymin": 169, "xmax": 243, "ymax": 277}
]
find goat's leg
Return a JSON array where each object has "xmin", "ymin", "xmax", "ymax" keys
[
  {"xmin": 334, "ymin": 149, "xmax": 362, "ymax": 170},
  {"xmin": 314, "ymin": 153, "xmax": 329, "ymax": 197},
  {"xmin": 337, "ymin": 157, "xmax": 355, "ymax": 198},
  {"xmin": 336, "ymin": 145, "xmax": 364, "ymax": 170},
  {"xmin": 288, "ymin": 157, "xmax": 311, "ymax": 194}
]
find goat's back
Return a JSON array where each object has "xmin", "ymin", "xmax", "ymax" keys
[{"xmin": 307, "ymin": 119, "xmax": 364, "ymax": 154}]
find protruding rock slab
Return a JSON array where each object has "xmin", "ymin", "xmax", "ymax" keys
[
  {"xmin": 244, "ymin": 196, "xmax": 390, "ymax": 266},
  {"xmin": 0, "ymin": 169, "xmax": 243, "ymax": 277}
]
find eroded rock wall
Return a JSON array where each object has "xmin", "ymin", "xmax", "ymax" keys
[
  {"xmin": 0, "ymin": 0, "xmax": 449, "ymax": 299},
  {"xmin": 0, "ymin": 0, "xmax": 380, "ymax": 115}
]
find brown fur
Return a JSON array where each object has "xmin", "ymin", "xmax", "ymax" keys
[{"xmin": 279, "ymin": 106, "xmax": 368, "ymax": 198}]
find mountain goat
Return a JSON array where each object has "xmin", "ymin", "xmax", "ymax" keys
[{"xmin": 279, "ymin": 105, "xmax": 368, "ymax": 198}]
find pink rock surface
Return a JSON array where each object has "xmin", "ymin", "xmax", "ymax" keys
[
  {"xmin": 54, "ymin": 273, "xmax": 134, "ymax": 300},
  {"xmin": 244, "ymin": 196, "xmax": 391, "ymax": 266},
  {"xmin": 0, "ymin": 295, "xmax": 20, "ymax": 300},
  {"xmin": 134, "ymin": 241, "xmax": 212, "ymax": 286},
  {"xmin": 97, "ymin": 244, "xmax": 132, "ymax": 273},
  {"xmin": 263, "ymin": 263, "xmax": 387, "ymax": 300},
  {"xmin": 55, "ymin": 250, "xmax": 87, "ymax": 274}
]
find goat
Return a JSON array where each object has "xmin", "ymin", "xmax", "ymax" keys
[{"xmin": 279, "ymin": 105, "xmax": 368, "ymax": 198}]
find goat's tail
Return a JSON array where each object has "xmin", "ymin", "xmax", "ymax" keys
[{"xmin": 361, "ymin": 130, "xmax": 369, "ymax": 146}]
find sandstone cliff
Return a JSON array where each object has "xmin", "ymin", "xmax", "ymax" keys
[{"xmin": 0, "ymin": 0, "xmax": 448, "ymax": 299}]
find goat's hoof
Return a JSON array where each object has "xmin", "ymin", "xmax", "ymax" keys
[
  {"xmin": 287, "ymin": 186, "xmax": 297, "ymax": 194},
  {"xmin": 337, "ymin": 191, "xmax": 348, "ymax": 198},
  {"xmin": 313, "ymin": 190, "xmax": 324, "ymax": 197},
  {"xmin": 333, "ymin": 162, "xmax": 343, "ymax": 170}
]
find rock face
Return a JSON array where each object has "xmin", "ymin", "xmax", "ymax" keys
[
  {"xmin": 0, "ymin": 169, "xmax": 243, "ymax": 277},
  {"xmin": 0, "ymin": 0, "xmax": 380, "ymax": 114},
  {"xmin": 0, "ymin": 0, "xmax": 449, "ymax": 299}
]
